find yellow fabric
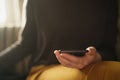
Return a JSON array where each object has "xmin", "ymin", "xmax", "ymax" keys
[{"xmin": 27, "ymin": 61, "xmax": 120, "ymax": 80}]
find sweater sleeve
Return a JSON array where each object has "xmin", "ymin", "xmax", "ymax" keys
[
  {"xmin": 97, "ymin": 0, "xmax": 118, "ymax": 61},
  {"xmin": 0, "ymin": 0, "xmax": 37, "ymax": 69}
]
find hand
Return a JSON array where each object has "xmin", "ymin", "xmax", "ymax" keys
[{"xmin": 54, "ymin": 46, "xmax": 101, "ymax": 69}]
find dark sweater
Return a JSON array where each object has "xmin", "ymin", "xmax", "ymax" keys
[{"xmin": 0, "ymin": 0, "xmax": 118, "ymax": 70}]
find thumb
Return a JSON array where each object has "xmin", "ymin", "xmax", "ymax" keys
[{"xmin": 86, "ymin": 46, "xmax": 96, "ymax": 56}]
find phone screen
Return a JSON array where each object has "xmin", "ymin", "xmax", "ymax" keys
[{"xmin": 59, "ymin": 50, "xmax": 88, "ymax": 56}]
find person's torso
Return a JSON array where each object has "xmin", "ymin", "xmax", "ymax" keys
[{"xmin": 30, "ymin": 0, "xmax": 111, "ymax": 66}]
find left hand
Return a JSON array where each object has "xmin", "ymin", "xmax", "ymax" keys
[{"xmin": 54, "ymin": 46, "xmax": 101, "ymax": 69}]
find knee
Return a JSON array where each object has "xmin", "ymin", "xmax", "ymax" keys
[
  {"xmin": 87, "ymin": 61, "xmax": 120, "ymax": 80},
  {"xmin": 38, "ymin": 65, "xmax": 84, "ymax": 80}
]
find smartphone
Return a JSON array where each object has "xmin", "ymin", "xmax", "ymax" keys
[{"xmin": 59, "ymin": 50, "xmax": 88, "ymax": 56}]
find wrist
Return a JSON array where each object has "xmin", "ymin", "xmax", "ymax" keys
[{"xmin": 95, "ymin": 51, "xmax": 102, "ymax": 62}]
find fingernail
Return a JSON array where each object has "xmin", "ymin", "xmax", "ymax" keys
[
  {"xmin": 60, "ymin": 53, "xmax": 63, "ymax": 56},
  {"xmin": 86, "ymin": 47, "xmax": 91, "ymax": 53},
  {"xmin": 54, "ymin": 50, "xmax": 58, "ymax": 54}
]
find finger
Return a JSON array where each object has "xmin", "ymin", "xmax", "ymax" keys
[
  {"xmin": 54, "ymin": 50, "xmax": 72, "ymax": 66},
  {"xmin": 59, "ymin": 54, "xmax": 73, "ymax": 67},
  {"xmin": 60, "ymin": 54, "xmax": 86, "ymax": 69},
  {"xmin": 54, "ymin": 50, "xmax": 60, "ymax": 59},
  {"xmin": 54, "ymin": 50, "xmax": 91, "ymax": 69},
  {"xmin": 85, "ymin": 47, "xmax": 98, "ymax": 64},
  {"xmin": 86, "ymin": 46, "xmax": 96, "ymax": 56}
]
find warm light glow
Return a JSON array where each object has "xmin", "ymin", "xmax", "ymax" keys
[{"xmin": 0, "ymin": 0, "xmax": 6, "ymax": 25}]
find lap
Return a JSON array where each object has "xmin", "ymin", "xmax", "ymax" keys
[
  {"xmin": 27, "ymin": 61, "xmax": 120, "ymax": 80},
  {"xmin": 87, "ymin": 61, "xmax": 120, "ymax": 80}
]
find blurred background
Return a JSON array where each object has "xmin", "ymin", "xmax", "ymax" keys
[
  {"xmin": 0, "ymin": 0, "xmax": 27, "ymax": 78},
  {"xmin": 0, "ymin": 0, "xmax": 24, "ymax": 51}
]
